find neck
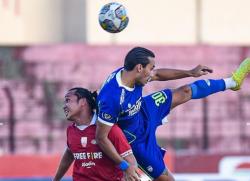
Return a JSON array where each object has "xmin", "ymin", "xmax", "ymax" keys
[
  {"xmin": 74, "ymin": 112, "xmax": 93, "ymax": 126},
  {"xmin": 121, "ymin": 70, "xmax": 136, "ymax": 88}
]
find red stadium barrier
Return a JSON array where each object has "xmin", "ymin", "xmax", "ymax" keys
[{"xmin": 0, "ymin": 155, "xmax": 72, "ymax": 177}]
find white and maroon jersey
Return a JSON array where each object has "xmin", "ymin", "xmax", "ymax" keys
[{"xmin": 67, "ymin": 115, "xmax": 132, "ymax": 181}]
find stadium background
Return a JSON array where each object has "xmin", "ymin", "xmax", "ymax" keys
[{"xmin": 0, "ymin": 0, "xmax": 250, "ymax": 180}]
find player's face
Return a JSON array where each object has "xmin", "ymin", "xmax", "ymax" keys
[
  {"xmin": 63, "ymin": 91, "xmax": 82, "ymax": 121},
  {"xmin": 136, "ymin": 57, "xmax": 155, "ymax": 86}
]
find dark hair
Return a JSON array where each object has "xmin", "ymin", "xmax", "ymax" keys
[
  {"xmin": 124, "ymin": 47, "xmax": 155, "ymax": 71},
  {"xmin": 68, "ymin": 87, "xmax": 97, "ymax": 113}
]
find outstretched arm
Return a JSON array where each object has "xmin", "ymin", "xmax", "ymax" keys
[
  {"xmin": 53, "ymin": 148, "xmax": 74, "ymax": 181},
  {"xmin": 150, "ymin": 65, "xmax": 213, "ymax": 81}
]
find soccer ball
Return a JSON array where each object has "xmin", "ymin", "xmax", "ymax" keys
[{"xmin": 98, "ymin": 2, "xmax": 129, "ymax": 33}]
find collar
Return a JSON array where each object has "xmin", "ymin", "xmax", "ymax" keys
[
  {"xmin": 76, "ymin": 114, "xmax": 97, "ymax": 131},
  {"xmin": 116, "ymin": 69, "xmax": 135, "ymax": 91}
]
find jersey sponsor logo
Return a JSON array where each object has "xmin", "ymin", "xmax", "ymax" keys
[
  {"xmin": 151, "ymin": 91, "xmax": 166, "ymax": 106},
  {"xmin": 147, "ymin": 165, "xmax": 153, "ymax": 172},
  {"xmin": 81, "ymin": 137, "xmax": 87, "ymax": 147},
  {"xmin": 91, "ymin": 139, "xmax": 97, "ymax": 145},
  {"xmin": 82, "ymin": 161, "xmax": 96, "ymax": 168},
  {"xmin": 126, "ymin": 97, "xmax": 142, "ymax": 116},
  {"xmin": 73, "ymin": 152, "xmax": 103, "ymax": 160},
  {"xmin": 102, "ymin": 113, "xmax": 113, "ymax": 121}
]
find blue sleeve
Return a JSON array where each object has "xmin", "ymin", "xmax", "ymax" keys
[{"xmin": 97, "ymin": 95, "xmax": 120, "ymax": 126}]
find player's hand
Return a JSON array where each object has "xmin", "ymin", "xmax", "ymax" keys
[
  {"xmin": 124, "ymin": 165, "xmax": 141, "ymax": 181},
  {"xmin": 190, "ymin": 65, "xmax": 213, "ymax": 77}
]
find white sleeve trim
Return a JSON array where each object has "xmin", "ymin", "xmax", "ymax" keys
[
  {"xmin": 162, "ymin": 116, "xmax": 169, "ymax": 125},
  {"xmin": 120, "ymin": 149, "xmax": 133, "ymax": 158},
  {"xmin": 97, "ymin": 117, "xmax": 114, "ymax": 126}
]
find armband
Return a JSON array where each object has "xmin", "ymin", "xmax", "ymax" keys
[{"xmin": 119, "ymin": 160, "xmax": 130, "ymax": 171}]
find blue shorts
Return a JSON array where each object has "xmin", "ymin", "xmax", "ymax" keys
[{"xmin": 131, "ymin": 89, "xmax": 172, "ymax": 179}]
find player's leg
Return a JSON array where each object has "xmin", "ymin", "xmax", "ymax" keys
[
  {"xmin": 171, "ymin": 57, "xmax": 250, "ymax": 109},
  {"xmin": 139, "ymin": 91, "xmax": 175, "ymax": 181},
  {"xmin": 132, "ymin": 142, "xmax": 174, "ymax": 181},
  {"xmin": 171, "ymin": 85, "xmax": 192, "ymax": 109},
  {"xmin": 171, "ymin": 78, "xmax": 226, "ymax": 109},
  {"xmin": 231, "ymin": 57, "xmax": 250, "ymax": 90}
]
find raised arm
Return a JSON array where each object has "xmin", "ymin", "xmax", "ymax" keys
[
  {"xmin": 53, "ymin": 148, "xmax": 74, "ymax": 181},
  {"xmin": 150, "ymin": 65, "xmax": 213, "ymax": 81}
]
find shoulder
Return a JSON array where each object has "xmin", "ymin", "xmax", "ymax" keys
[
  {"xmin": 98, "ymin": 82, "xmax": 122, "ymax": 105},
  {"xmin": 98, "ymin": 68, "xmax": 124, "ymax": 109},
  {"xmin": 67, "ymin": 124, "xmax": 74, "ymax": 132},
  {"xmin": 99, "ymin": 67, "xmax": 123, "ymax": 94},
  {"xmin": 99, "ymin": 86, "xmax": 121, "ymax": 99},
  {"xmin": 66, "ymin": 124, "xmax": 75, "ymax": 140}
]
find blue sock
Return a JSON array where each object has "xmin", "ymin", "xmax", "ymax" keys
[{"xmin": 189, "ymin": 79, "xmax": 226, "ymax": 99}]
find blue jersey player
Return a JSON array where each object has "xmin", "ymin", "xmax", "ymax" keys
[{"xmin": 95, "ymin": 47, "xmax": 250, "ymax": 181}]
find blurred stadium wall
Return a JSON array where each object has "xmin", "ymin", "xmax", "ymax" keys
[
  {"xmin": 1, "ymin": 0, "xmax": 250, "ymax": 44},
  {"xmin": 0, "ymin": 0, "xmax": 250, "ymax": 180}
]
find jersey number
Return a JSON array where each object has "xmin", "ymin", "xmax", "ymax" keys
[{"xmin": 151, "ymin": 92, "xmax": 166, "ymax": 106}]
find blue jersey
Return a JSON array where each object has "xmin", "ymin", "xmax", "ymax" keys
[
  {"xmin": 98, "ymin": 67, "xmax": 173, "ymax": 178},
  {"xmin": 98, "ymin": 68, "xmax": 148, "ymax": 143}
]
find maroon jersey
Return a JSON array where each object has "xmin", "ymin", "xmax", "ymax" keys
[{"xmin": 67, "ymin": 121, "xmax": 132, "ymax": 181}]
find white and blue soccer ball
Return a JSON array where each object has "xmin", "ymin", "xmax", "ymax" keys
[{"xmin": 98, "ymin": 2, "xmax": 129, "ymax": 33}]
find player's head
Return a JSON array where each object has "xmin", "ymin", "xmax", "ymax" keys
[
  {"xmin": 124, "ymin": 47, "xmax": 155, "ymax": 86},
  {"xmin": 63, "ymin": 87, "xmax": 97, "ymax": 121}
]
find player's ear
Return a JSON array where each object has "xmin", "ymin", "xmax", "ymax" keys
[
  {"xmin": 136, "ymin": 64, "xmax": 143, "ymax": 73},
  {"xmin": 79, "ymin": 97, "xmax": 87, "ymax": 107}
]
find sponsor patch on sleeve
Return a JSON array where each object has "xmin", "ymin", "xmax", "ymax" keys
[{"xmin": 101, "ymin": 113, "xmax": 113, "ymax": 121}]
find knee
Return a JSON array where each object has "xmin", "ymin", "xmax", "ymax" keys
[
  {"xmin": 154, "ymin": 173, "xmax": 175, "ymax": 181},
  {"xmin": 171, "ymin": 85, "xmax": 192, "ymax": 109},
  {"xmin": 182, "ymin": 85, "xmax": 192, "ymax": 95},
  {"xmin": 179, "ymin": 85, "xmax": 192, "ymax": 99}
]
